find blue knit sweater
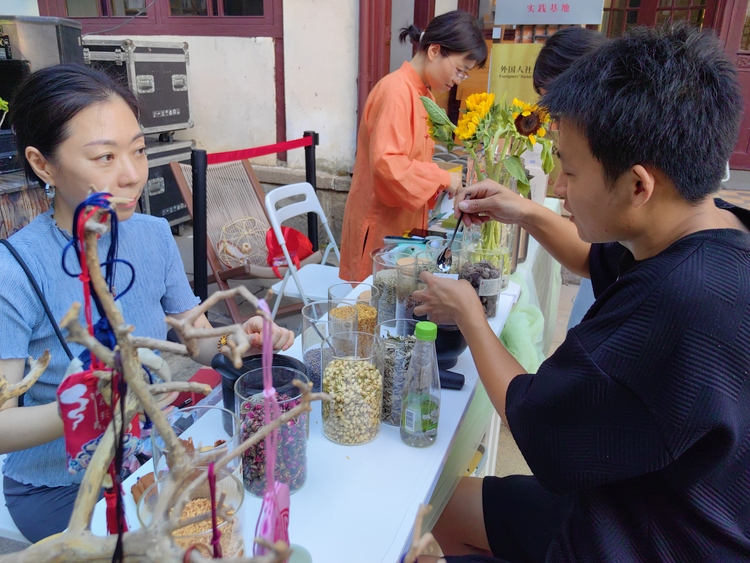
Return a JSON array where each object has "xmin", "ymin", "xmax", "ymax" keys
[
  {"xmin": 507, "ymin": 200, "xmax": 750, "ymax": 562},
  {"xmin": 0, "ymin": 208, "xmax": 199, "ymax": 487}
]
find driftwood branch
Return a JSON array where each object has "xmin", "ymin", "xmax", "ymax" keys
[
  {"xmin": 0, "ymin": 351, "xmax": 50, "ymax": 409},
  {"xmin": 60, "ymin": 304, "xmax": 116, "ymax": 367},
  {"xmin": 165, "ymin": 286, "xmax": 269, "ymax": 369},
  {"xmin": 403, "ymin": 504, "xmax": 436, "ymax": 563},
  {"xmin": 1, "ymin": 205, "xmax": 322, "ymax": 562}
]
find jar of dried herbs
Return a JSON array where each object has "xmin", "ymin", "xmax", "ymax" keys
[{"xmin": 377, "ymin": 319, "xmax": 418, "ymax": 426}]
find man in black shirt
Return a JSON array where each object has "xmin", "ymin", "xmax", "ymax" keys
[{"xmin": 415, "ymin": 23, "xmax": 750, "ymax": 563}]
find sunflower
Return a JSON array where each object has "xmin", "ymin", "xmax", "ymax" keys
[
  {"xmin": 456, "ymin": 111, "xmax": 480, "ymax": 140},
  {"xmin": 513, "ymin": 104, "xmax": 549, "ymax": 145},
  {"xmin": 466, "ymin": 92, "xmax": 495, "ymax": 120}
]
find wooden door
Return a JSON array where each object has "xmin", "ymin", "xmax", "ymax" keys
[{"xmin": 724, "ymin": 0, "xmax": 750, "ymax": 169}]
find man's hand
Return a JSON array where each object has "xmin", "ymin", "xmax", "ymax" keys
[
  {"xmin": 412, "ymin": 272, "xmax": 483, "ymax": 327},
  {"xmin": 242, "ymin": 316, "xmax": 295, "ymax": 351},
  {"xmin": 454, "ymin": 179, "xmax": 532, "ymax": 226}
]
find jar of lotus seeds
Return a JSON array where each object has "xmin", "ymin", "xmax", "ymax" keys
[{"xmin": 321, "ymin": 331, "xmax": 383, "ymax": 445}]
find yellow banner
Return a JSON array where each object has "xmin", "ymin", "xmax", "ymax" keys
[{"xmin": 489, "ymin": 43, "xmax": 544, "ymax": 106}]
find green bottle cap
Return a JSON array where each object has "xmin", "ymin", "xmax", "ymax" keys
[{"xmin": 415, "ymin": 321, "xmax": 438, "ymax": 341}]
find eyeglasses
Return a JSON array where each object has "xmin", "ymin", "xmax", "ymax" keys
[{"xmin": 445, "ymin": 55, "xmax": 470, "ymax": 81}]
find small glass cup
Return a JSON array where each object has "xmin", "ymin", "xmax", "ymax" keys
[
  {"xmin": 328, "ymin": 282, "xmax": 380, "ymax": 335},
  {"xmin": 321, "ymin": 331, "xmax": 383, "ymax": 445},
  {"xmin": 424, "ymin": 239, "xmax": 464, "ymax": 274},
  {"xmin": 136, "ymin": 469, "xmax": 245, "ymax": 556},
  {"xmin": 235, "ymin": 366, "xmax": 309, "ymax": 495},
  {"xmin": 301, "ymin": 300, "xmax": 357, "ymax": 392},
  {"xmin": 151, "ymin": 406, "xmax": 240, "ymax": 481},
  {"xmin": 377, "ymin": 319, "xmax": 419, "ymax": 426}
]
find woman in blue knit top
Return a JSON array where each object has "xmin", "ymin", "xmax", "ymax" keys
[{"xmin": 0, "ymin": 64, "xmax": 294, "ymax": 543}]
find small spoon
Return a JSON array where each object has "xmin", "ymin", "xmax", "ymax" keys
[{"xmin": 435, "ymin": 197, "xmax": 469, "ymax": 273}]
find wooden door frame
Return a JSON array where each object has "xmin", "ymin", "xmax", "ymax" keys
[
  {"xmin": 721, "ymin": 0, "xmax": 750, "ymax": 168},
  {"xmin": 357, "ymin": 0, "xmax": 393, "ymax": 129}
]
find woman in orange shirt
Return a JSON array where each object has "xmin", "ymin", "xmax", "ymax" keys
[{"xmin": 339, "ymin": 10, "xmax": 488, "ymax": 281}]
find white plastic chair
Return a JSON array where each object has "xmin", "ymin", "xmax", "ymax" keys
[{"xmin": 265, "ymin": 182, "xmax": 342, "ymax": 319}]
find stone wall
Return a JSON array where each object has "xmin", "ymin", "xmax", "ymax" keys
[{"xmin": 252, "ymin": 165, "xmax": 352, "ymax": 248}]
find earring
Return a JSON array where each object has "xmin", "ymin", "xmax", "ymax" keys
[{"xmin": 44, "ymin": 183, "xmax": 55, "ymax": 200}]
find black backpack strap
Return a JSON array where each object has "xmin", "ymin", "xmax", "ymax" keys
[{"xmin": 0, "ymin": 238, "xmax": 74, "ymax": 360}]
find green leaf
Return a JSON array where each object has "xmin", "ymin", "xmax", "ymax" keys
[
  {"xmin": 502, "ymin": 155, "xmax": 528, "ymax": 186},
  {"xmin": 540, "ymin": 141, "xmax": 554, "ymax": 174},
  {"xmin": 420, "ymin": 96, "xmax": 455, "ymax": 128},
  {"xmin": 0, "ymin": 97, "xmax": 8, "ymax": 113}
]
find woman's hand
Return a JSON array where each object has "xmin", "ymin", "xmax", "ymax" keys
[
  {"xmin": 412, "ymin": 272, "xmax": 484, "ymax": 327},
  {"xmin": 445, "ymin": 171, "xmax": 463, "ymax": 199},
  {"xmin": 242, "ymin": 316, "xmax": 295, "ymax": 351},
  {"xmin": 455, "ymin": 179, "xmax": 533, "ymax": 227}
]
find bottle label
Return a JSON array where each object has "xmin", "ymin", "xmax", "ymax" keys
[
  {"xmin": 478, "ymin": 277, "xmax": 501, "ymax": 297},
  {"xmin": 402, "ymin": 393, "xmax": 439, "ymax": 434}
]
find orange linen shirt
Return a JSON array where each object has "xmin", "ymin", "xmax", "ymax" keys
[{"xmin": 339, "ymin": 61, "xmax": 452, "ymax": 282}]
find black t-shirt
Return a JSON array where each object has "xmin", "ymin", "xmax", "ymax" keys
[{"xmin": 506, "ymin": 199, "xmax": 750, "ymax": 562}]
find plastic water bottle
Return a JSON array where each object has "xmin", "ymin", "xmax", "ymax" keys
[{"xmin": 400, "ymin": 321, "xmax": 441, "ymax": 447}]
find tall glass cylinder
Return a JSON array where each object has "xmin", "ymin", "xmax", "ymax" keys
[
  {"xmin": 321, "ymin": 331, "xmax": 383, "ymax": 445},
  {"xmin": 377, "ymin": 319, "xmax": 418, "ymax": 426},
  {"xmin": 372, "ymin": 247, "xmax": 419, "ymax": 323},
  {"xmin": 235, "ymin": 367, "xmax": 309, "ymax": 495},
  {"xmin": 301, "ymin": 300, "xmax": 356, "ymax": 392}
]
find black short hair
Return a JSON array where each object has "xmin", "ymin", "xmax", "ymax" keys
[
  {"xmin": 533, "ymin": 27, "xmax": 608, "ymax": 94},
  {"xmin": 9, "ymin": 63, "xmax": 140, "ymax": 187},
  {"xmin": 400, "ymin": 10, "xmax": 488, "ymax": 68},
  {"xmin": 541, "ymin": 23, "xmax": 742, "ymax": 202}
]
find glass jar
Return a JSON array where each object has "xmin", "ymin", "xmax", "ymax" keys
[
  {"xmin": 424, "ymin": 239, "xmax": 464, "ymax": 275},
  {"xmin": 328, "ymin": 281, "xmax": 380, "ymax": 335},
  {"xmin": 301, "ymin": 300, "xmax": 357, "ymax": 392},
  {"xmin": 458, "ymin": 244, "xmax": 505, "ymax": 318},
  {"xmin": 151, "ymin": 406, "xmax": 240, "ymax": 481},
  {"xmin": 235, "ymin": 367, "xmax": 309, "ymax": 496},
  {"xmin": 371, "ymin": 247, "xmax": 419, "ymax": 323},
  {"xmin": 376, "ymin": 319, "xmax": 418, "ymax": 426},
  {"xmin": 395, "ymin": 256, "xmax": 420, "ymax": 320},
  {"xmin": 137, "ymin": 469, "xmax": 245, "ymax": 556},
  {"xmin": 321, "ymin": 331, "xmax": 383, "ymax": 445}
]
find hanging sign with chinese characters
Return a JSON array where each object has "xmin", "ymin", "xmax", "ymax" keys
[{"xmin": 494, "ymin": 0, "xmax": 605, "ymax": 25}]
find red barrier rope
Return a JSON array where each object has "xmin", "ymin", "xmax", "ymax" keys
[{"xmin": 206, "ymin": 136, "xmax": 314, "ymax": 165}]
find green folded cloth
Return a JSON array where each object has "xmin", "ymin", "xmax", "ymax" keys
[{"xmin": 499, "ymin": 272, "xmax": 546, "ymax": 373}]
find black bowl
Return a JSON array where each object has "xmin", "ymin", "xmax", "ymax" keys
[
  {"xmin": 211, "ymin": 353, "xmax": 308, "ymax": 419},
  {"xmin": 412, "ymin": 315, "xmax": 468, "ymax": 369}
]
